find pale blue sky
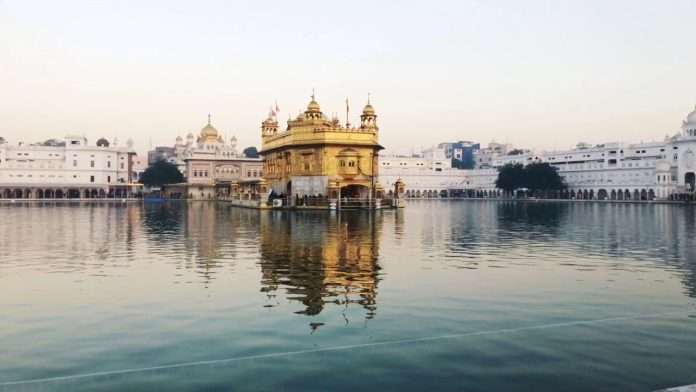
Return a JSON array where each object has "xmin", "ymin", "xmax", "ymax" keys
[{"xmin": 1, "ymin": 0, "xmax": 695, "ymax": 155}]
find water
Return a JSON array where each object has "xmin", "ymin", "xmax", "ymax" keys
[{"xmin": 1, "ymin": 201, "xmax": 695, "ymax": 391}]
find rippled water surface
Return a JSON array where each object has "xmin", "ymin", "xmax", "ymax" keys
[{"xmin": 1, "ymin": 201, "xmax": 696, "ymax": 391}]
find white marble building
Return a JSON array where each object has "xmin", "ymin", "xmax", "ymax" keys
[
  {"xmin": 378, "ymin": 148, "xmax": 467, "ymax": 198},
  {"xmin": 0, "ymin": 135, "xmax": 139, "ymax": 198},
  {"xmin": 163, "ymin": 117, "xmax": 263, "ymax": 200},
  {"xmin": 380, "ymin": 105, "xmax": 696, "ymax": 201},
  {"xmin": 467, "ymin": 105, "xmax": 696, "ymax": 200}
]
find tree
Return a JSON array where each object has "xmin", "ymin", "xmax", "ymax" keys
[
  {"xmin": 495, "ymin": 163, "xmax": 525, "ymax": 194},
  {"xmin": 524, "ymin": 162, "xmax": 565, "ymax": 194},
  {"xmin": 140, "ymin": 160, "xmax": 183, "ymax": 187},
  {"xmin": 507, "ymin": 149, "xmax": 525, "ymax": 156},
  {"xmin": 495, "ymin": 162, "xmax": 565, "ymax": 197},
  {"xmin": 243, "ymin": 146, "xmax": 259, "ymax": 158}
]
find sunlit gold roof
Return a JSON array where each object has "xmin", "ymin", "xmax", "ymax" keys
[
  {"xmin": 306, "ymin": 99, "xmax": 321, "ymax": 113},
  {"xmin": 362, "ymin": 103, "xmax": 375, "ymax": 116},
  {"xmin": 200, "ymin": 114, "xmax": 219, "ymax": 142}
]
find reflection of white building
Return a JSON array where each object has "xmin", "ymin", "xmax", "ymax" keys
[
  {"xmin": 0, "ymin": 135, "xmax": 139, "ymax": 198},
  {"xmin": 380, "ymin": 105, "xmax": 696, "ymax": 201}
]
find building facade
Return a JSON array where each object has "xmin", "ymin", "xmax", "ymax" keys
[
  {"xmin": 378, "ymin": 149, "xmax": 466, "ymax": 198},
  {"xmin": 0, "ymin": 135, "xmax": 139, "ymax": 199},
  {"xmin": 131, "ymin": 155, "xmax": 147, "ymax": 183},
  {"xmin": 382, "ymin": 105, "xmax": 696, "ymax": 201},
  {"xmin": 467, "ymin": 104, "xmax": 696, "ymax": 200},
  {"xmin": 162, "ymin": 117, "xmax": 263, "ymax": 200},
  {"xmin": 437, "ymin": 141, "xmax": 480, "ymax": 169},
  {"xmin": 259, "ymin": 95, "xmax": 385, "ymax": 205}
]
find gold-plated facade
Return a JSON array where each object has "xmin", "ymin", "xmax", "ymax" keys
[{"xmin": 260, "ymin": 95, "xmax": 383, "ymax": 202}]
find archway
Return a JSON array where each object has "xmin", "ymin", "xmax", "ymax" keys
[
  {"xmin": 686, "ymin": 172, "xmax": 696, "ymax": 192},
  {"xmin": 91, "ymin": 189, "xmax": 98, "ymax": 198},
  {"xmin": 589, "ymin": 190, "xmax": 595, "ymax": 200},
  {"xmin": 633, "ymin": 189, "xmax": 640, "ymax": 200},
  {"xmin": 624, "ymin": 189, "xmax": 631, "ymax": 200},
  {"xmin": 640, "ymin": 189, "xmax": 647, "ymax": 201},
  {"xmin": 37, "ymin": 189, "xmax": 44, "ymax": 199},
  {"xmin": 583, "ymin": 190, "xmax": 589, "ymax": 200},
  {"xmin": 570, "ymin": 190, "xmax": 576, "ymax": 199},
  {"xmin": 24, "ymin": 189, "xmax": 32, "ymax": 199},
  {"xmin": 341, "ymin": 184, "xmax": 369, "ymax": 199},
  {"xmin": 13, "ymin": 189, "xmax": 22, "ymax": 198},
  {"xmin": 56, "ymin": 189, "xmax": 64, "ymax": 198},
  {"xmin": 99, "ymin": 189, "xmax": 106, "ymax": 198},
  {"xmin": 610, "ymin": 190, "xmax": 616, "ymax": 200},
  {"xmin": 598, "ymin": 189, "xmax": 607, "ymax": 200},
  {"xmin": 84, "ymin": 189, "xmax": 91, "ymax": 198},
  {"xmin": 45, "ymin": 189, "xmax": 54, "ymax": 198}
]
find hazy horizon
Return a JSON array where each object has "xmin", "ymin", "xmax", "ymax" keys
[{"xmin": 2, "ymin": 0, "xmax": 695, "ymax": 157}]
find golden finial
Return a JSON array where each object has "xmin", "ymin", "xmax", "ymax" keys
[{"xmin": 208, "ymin": 113, "xmax": 211, "ymax": 125}]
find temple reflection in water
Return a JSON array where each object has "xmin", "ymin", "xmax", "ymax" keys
[{"xmin": 258, "ymin": 211, "xmax": 382, "ymax": 320}]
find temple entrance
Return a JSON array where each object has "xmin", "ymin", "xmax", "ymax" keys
[
  {"xmin": 340, "ymin": 184, "xmax": 369, "ymax": 199},
  {"xmin": 685, "ymin": 172, "xmax": 695, "ymax": 192}
]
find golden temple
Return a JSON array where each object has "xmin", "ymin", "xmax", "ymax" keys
[{"xmin": 259, "ymin": 93, "xmax": 403, "ymax": 208}]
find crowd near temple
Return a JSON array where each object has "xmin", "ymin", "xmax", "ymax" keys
[{"xmin": 2, "ymin": 98, "xmax": 696, "ymax": 205}]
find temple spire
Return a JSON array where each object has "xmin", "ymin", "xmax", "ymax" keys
[{"xmin": 208, "ymin": 113, "xmax": 211, "ymax": 125}]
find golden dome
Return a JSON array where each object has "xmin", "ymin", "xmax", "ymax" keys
[
  {"xmin": 201, "ymin": 123, "xmax": 218, "ymax": 138},
  {"xmin": 262, "ymin": 109, "xmax": 278, "ymax": 125},
  {"xmin": 200, "ymin": 114, "xmax": 219, "ymax": 141},
  {"xmin": 307, "ymin": 99, "xmax": 321, "ymax": 113},
  {"xmin": 362, "ymin": 103, "xmax": 375, "ymax": 115}
]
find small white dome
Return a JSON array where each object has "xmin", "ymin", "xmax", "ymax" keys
[{"xmin": 686, "ymin": 105, "xmax": 696, "ymax": 125}]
